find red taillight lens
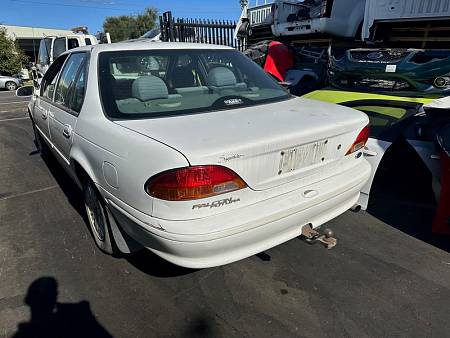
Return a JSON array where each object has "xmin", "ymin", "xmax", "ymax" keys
[
  {"xmin": 346, "ymin": 125, "xmax": 370, "ymax": 155},
  {"xmin": 145, "ymin": 165, "xmax": 247, "ymax": 201}
]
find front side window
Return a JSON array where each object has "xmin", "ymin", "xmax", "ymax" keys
[
  {"xmin": 68, "ymin": 38, "xmax": 80, "ymax": 50},
  {"xmin": 98, "ymin": 49, "xmax": 289, "ymax": 119},
  {"xmin": 54, "ymin": 53, "xmax": 87, "ymax": 110},
  {"xmin": 38, "ymin": 38, "xmax": 52, "ymax": 65},
  {"xmin": 53, "ymin": 38, "xmax": 67, "ymax": 59}
]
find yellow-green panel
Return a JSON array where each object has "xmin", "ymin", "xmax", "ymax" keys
[
  {"xmin": 303, "ymin": 90, "xmax": 435, "ymax": 105},
  {"xmin": 353, "ymin": 106, "xmax": 407, "ymax": 119}
]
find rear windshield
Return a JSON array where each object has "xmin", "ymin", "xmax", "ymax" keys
[{"xmin": 98, "ymin": 49, "xmax": 290, "ymax": 119}]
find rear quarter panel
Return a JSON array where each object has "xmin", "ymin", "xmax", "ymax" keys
[{"xmin": 71, "ymin": 50, "xmax": 189, "ymax": 216}]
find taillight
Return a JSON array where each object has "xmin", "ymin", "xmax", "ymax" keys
[
  {"xmin": 145, "ymin": 165, "xmax": 247, "ymax": 201},
  {"xmin": 346, "ymin": 125, "xmax": 370, "ymax": 155}
]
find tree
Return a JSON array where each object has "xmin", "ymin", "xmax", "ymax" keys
[
  {"xmin": 0, "ymin": 28, "xmax": 28, "ymax": 75},
  {"xmin": 103, "ymin": 7, "xmax": 158, "ymax": 42}
]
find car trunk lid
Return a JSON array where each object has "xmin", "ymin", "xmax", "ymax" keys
[{"xmin": 115, "ymin": 97, "xmax": 368, "ymax": 191}]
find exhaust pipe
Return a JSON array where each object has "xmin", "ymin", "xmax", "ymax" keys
[{"xmin": 350, "ymin": 205, "xmax": 361, "ymax": 213}]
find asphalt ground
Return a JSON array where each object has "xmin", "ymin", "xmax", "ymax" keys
[{"xmin": 1, "ymin": 89, "xmax": 450, "ymax": 338}]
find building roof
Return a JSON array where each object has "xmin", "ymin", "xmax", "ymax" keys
[{"xmin": 0, "ymin": 24, "xmax": 73, "ymax": 40}]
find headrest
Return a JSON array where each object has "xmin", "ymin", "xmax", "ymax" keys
[
  {"xmin": 207, "ymin": 67, "xmax": 237, "ymax": 87},
  {"xmin": 132, "ymin": 76, "xmax": 168, "ymax": 101}
]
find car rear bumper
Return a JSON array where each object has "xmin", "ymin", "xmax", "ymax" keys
[{"xmin": 102, "ymin": 160, "xmax": 371, "ymax": 268}]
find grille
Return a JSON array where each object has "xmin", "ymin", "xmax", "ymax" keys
[
  {"xmin": 349, "ymin": 50, "xmax": 410, "ymax": 63},
  {"xmin": 336, "ymin": 77, "xmax": 411, "ymax": 91}
]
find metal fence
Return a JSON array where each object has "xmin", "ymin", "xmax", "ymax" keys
[{"xmin": 159, "ymin": 11, "xmax": 246, "ymax": 51}]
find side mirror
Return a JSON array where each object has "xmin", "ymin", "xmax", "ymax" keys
[{"xmin": 16, "ymin": 85, "xmax": 34, "ymax": 97}]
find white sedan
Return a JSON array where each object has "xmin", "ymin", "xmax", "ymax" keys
[{"xmin": 18, "ymin": 42, "xmax": 371, "ymax": 268}]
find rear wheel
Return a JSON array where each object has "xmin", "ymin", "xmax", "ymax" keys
[
  {"xmin": 5, "ymin": 81, "xmax": 17, "ymax": 91},
  {"xmin": 83, "ymin": 180, "xmax": 116, "ymax": 255}
]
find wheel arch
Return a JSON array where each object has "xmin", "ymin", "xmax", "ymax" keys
[
  {"xmin": 70, "ymin": 148, "xmax": 143, "ymax": 254},
  {"xmin": 70, "ymin": 148, "xmax": 98, "ymax": 190}
]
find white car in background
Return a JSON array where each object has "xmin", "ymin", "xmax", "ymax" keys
[{"xmin": 18, "ymin": 42, "xmax": 370, "ymax": 268}]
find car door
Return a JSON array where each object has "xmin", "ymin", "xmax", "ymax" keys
[
  {"xmin": 48, "ymin": 52, "xmax": 88, "ymax": 167},
  {"xmin": 341, "ymin": 100, "xmax": 425, "ymax": 206},
  {"xmin": 405, "ymin": 108, "xmax": 450, "ymax": 201},
  {"xmin": 33, "ymin": 56, "xmax": 67, "ymax": 144}
]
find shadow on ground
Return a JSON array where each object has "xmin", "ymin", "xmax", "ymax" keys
[{"xmin": 12, "ymin": 277, "xmax": 113, "ymax": 338}]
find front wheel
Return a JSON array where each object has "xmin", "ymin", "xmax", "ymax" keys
[
  {"xmin": 83, "ymin": 181, "xmax": 117, "ymax": 255},
  {"xmin": 5, "ymin": 81, "xmax": 17, "ymax": 91}
]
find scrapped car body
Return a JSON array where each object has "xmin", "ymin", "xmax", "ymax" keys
[
  {"xmin": 303, "ymin": 89, "xmax": 443, "ymax": 207},
  {"xmin": 236, "ymin": 0, "xmax": 366, "ymax": 42},
  {"xmin": 22, "ymin": 42, "xmax": 370, "ymax": 268},
  {"xmin": 330, "ymin": 48, "xmax": 450, "ymax": 95},
  {"xmin": 363, "ymin": 0, "xmax": 450, "ymax": 45}
]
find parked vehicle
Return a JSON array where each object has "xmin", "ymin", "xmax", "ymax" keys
[
  {"xmin": 363, "ymin": 0, "xmax": 450, "ymax": 48},
  {"xmin": 36, "ymin": 34, "xmax": 98, "ymax": 75},
  {"xmin": 0, "ymin": 74, "xmax": 22, "ymax": 91},
  {"xmin": 17, "ymin": 42, "xmax": 370, "ymax": 268},
  {"xmin": 303, "ymin": 89, "xmax": 442, "ymax": 207},
  {"xmin": 330, "ymin": 48, "xmax": 450, "ymax": 95},
  {"xmin": 236, "ymin": 0, "xmax": 366, "ymax": 42}
]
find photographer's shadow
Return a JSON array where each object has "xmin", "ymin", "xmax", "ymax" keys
[{"xmin": 13, "ymin": 277, "xmax": 113, "ymax": 338}]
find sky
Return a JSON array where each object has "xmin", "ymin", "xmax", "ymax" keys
[{"xmin": 0, "ymin": 0, "xmax": 243, "ymax": 33}]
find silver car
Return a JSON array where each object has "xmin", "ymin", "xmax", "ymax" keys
[{"xmin": 0, "ymin": 74, "xmax": 22, "ymax": 91}]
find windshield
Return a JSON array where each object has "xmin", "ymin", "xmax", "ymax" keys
[{"xmin": 98, "ymin": 49, "xmax": 290, "ymax": 119}]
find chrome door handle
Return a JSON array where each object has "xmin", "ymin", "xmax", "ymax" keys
[{"xmin": 62, "ymin": 125, "xmax": 72, "ymax": 138}]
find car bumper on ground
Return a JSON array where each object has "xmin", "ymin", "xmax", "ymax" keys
[{"xmin": 101, "ymin": 160, "xmax": 371, "ymax": 268}]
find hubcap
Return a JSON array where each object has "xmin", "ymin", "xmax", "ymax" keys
[
  {"xmin": 85, "ymin": 185, "xmax": 106, "ymax": 242},
  {"xmin": 6, "ymin": 83, "xmax": 16, "ymax": 91}
]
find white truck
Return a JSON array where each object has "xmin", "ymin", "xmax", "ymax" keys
[
  {"xmin": 36, "ymin": 33, "xmax": 111, "ymax": 75},
  {"xmin": 363, "ymin": 0, "xmax": 450, "ymax": 47},
  {"xmin": 236, "ymin": 0, "xmax": 366, "ymax": 42}
]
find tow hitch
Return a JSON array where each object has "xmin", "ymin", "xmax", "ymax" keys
[{"xmin": 300, "ymin": 225, "xmax": 337, "ymax": 249}]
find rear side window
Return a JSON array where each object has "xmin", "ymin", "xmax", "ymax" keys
[
  {"xmin": 69, "ymin": 60, "xmax": 88, "ymax": 113},
  {"xmin": 54, "ymin": 53, "xmax": 88, "ymax": 112}
]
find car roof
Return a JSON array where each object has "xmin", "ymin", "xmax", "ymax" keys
[{"xmin": 63, "ymin": 41, "xmax": 234, "ymax": 55}]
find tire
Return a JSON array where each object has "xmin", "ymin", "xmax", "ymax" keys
[
  {"xmin": 83, "ymin": 180, "xmax": 117, "ymax": 255},
  {"xmin": 5, "ymin": 81, "xmax": 17, "ymax": 91}
]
